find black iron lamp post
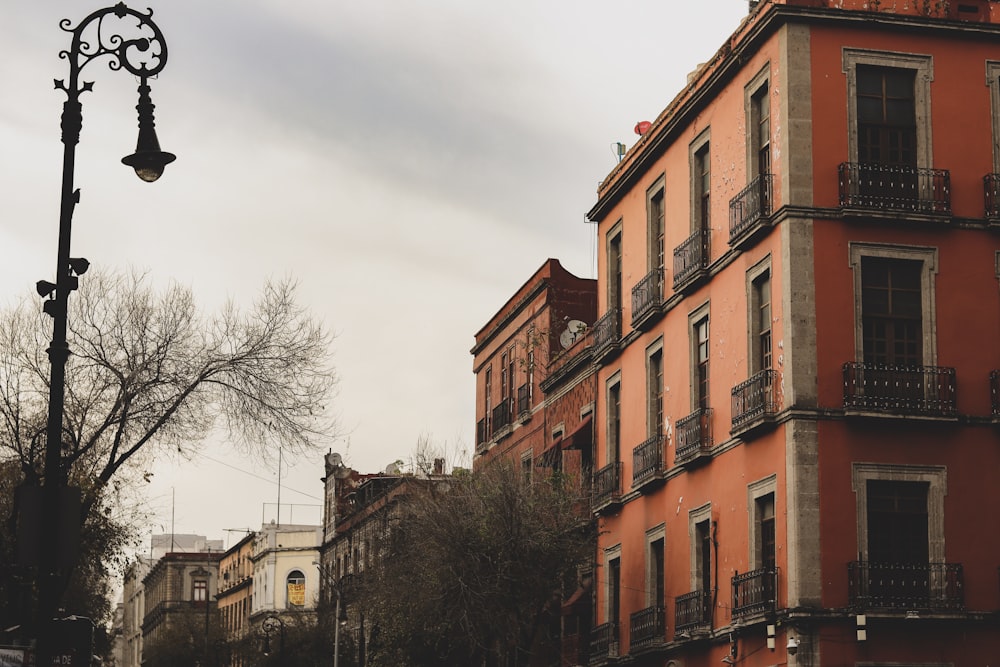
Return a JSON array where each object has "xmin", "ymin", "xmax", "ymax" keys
[
  {"xmin": 261, "ymin": 615, "xmax": 286, "ymax": 663},
  {"xmin": 34, "ymin": 2, "xmax": 173, "ymax": 660}
]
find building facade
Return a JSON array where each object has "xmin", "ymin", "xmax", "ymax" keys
[
  {"xmin": 141, "ymin": 552, "xmax": 222, "ymax": 649},
  {"xmin": 585, "ymin": 0, "xmax": 1000, "ymax": 665},
  {"xmin": 217, "ymin": 531, "xmax": 256, "ymax": 652},
  {"xmin": 250, "ymin": 522, "xmax": 322, "ymax": 620}
]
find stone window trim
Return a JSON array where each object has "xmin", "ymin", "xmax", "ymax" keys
[
  {"xmin": 851, "ymin": 462, "xmax": 947, "ymax": 563},
  {"xmin": 646, "ymin": 337, "xmax": 665, "ymax": 437},
  {"xmin": 987, "ymin": 61, "xmax": 1000, "ymax": 173},
  {"xmin": 848, "ymin": 242, "xmax": 938, "ymax": 366},
  {"xmin": 605, "ymin": 370, "xmax": 622, "ymax": 465},
  {"xmin": 688, "ymin": 300, "xmax": 711, "ymax": 410},
  {"xmin": 607, "ymin": 219, "xmax": 624, "ymax": 312},
  {"xmin": 842, "ymin": 48, "xmax": 934, "ymax": 168},
  {"xmin": 646, "ymin": 523, "xmax": 666, "ymax": 607},
  {"xmin": 688, "ymin": 502, "xmax": 713, "ymax": 590},
  {"xmin": 689, "ymin": 127, "xmax": 712, "ymax": 233},
  {"xmin": 747, "ymin": 474, "xmax": 778, "ymax": 570},
  {"xmin": 646, "ymin": 173, "xmax": 667, "ymax": 270},
  {"xmin": 746, "ymin": 255, "xmax": 773, "ymax": 373},
  {"xmin": 744, "ymin": 62, "xmax": 772, "ymax": 178},
  {"xmin": 603, "ymin": 543, "xmax": 623, "ymax": 623}
]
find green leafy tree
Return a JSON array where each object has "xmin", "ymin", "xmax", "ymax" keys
[
  {"xmin": 360, "ymin": 462, "xmax": 593, "ymax": 667},
  {"xmin": 0, "ymin": 269, "xmax": 336, "ymax": 630}
]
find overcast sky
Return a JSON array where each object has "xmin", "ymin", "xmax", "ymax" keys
[{"xmin": 0, "ymin": 1, "xmax": 749, "ymax": 548}]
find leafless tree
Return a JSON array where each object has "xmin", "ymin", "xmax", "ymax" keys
[
  {"xmin": 0, "ymin": 267, "xmax": 337, "ymax": 525},
  {"xmin": 361, "ymin": 462, "xmax": 592, "ymax": 667}
]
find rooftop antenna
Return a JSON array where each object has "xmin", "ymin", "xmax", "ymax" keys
[
  {"xmin": 611, "ymin": 142, "xmax": 626, "ymax": 163},
  {"xmin": 276, "ymin": 446, "xmax": 282, "ymax": 527}
]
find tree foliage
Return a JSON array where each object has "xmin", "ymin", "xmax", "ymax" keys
[
  {"xmin": 0, "ymin": 269, "xmax": 337, "ymax": 625},
  {"xmin": 361, "ymin": 463, "xmax": 593, "ymax": 667}
]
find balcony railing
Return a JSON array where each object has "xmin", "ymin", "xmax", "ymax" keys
[
  {"xmin": 674, "ymin": 408, "xmax": 713, "ymax": 465},
  {"xmin": 632, "ymin": 434, "xmax": 665, "ymax": 488},
  {"xmin": 588, "ymin": 622, "xmax": 619, "ymax": 665},
  {"xmin": 848, "ymin": 561, "xmax": 964, "ymax": 611},
  {"xmin": 593, "ymin": 309, "xmax": 621, "ymax": 357},
  {"xmin": 838, "ymin": 162, "xmax": 951, "ymax": 214},
  {"xmin": 731, "ymin": 369, "xmax": 780, "ymax": 433},
  {"xmin": 592, "ymin": 461, "xmax": 622, "ymax": 511},
  {"xmin": 731, "ymin": 567, "xmax": 777, "ymax": 620},
  {"xmin": 516, "ymin": 383, "xmax": 530, "ymax": 416},
  {"xmin": 672, "ymin": 228, "xmax": 710, "ymax": 290},
  {"xmin": 629, "ymin": 605, "xmax": 666, "ymax": 650},
  {"xmin": 631, "ymin": 268, "xmax": 664, "ymax": 328},
  {"xmin": 729, "ymin": 173, "xmax": 773, "ymax": 244},
  {"xmin": 992, "ymin": 370, "xmax": 1000, "ymax": 417},
  {"xmin": 675, "ymin": 590, "xmax": 711, "ymax": 632},
  {"xmin": 843, "ymin": 362, "xmax": 956, "ymax": 417},
  {"xmin": 985, "ymin": 173, "xmax": 1000, "ymax": 218}
]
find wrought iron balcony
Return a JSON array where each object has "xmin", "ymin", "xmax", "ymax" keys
[
  {"xmin": 731, "ymin": 567, "xmax": 777, "ymax": 620},
  {"xmin": 991, "ymin": 370, "xmax": 1000, "ymax": 417},
  {"xmin": 629, "ymin": 605, "xmax": 666, "ymax": 651},
  {"xmin": 848, "ymin": 561, "xmax": 964, "ymax": 611},
  {"xmin": 593, "ymin": 309, "xmax": 621, "ymax": 360},
  {"xmin": 672, "ymin": 228, "xmax": 710, "ymax": 290},
  {"xmin": 675, "ymin": 590, "xmax": 711, "ymax": 632},
  {"xmin": 632, "ymin": 434, "xmax": 665, "ymax": 490},
  {"xmin": 838, "ymin": 162, "xmax": 950, "ymax": 214},
  {"xmin": 592, "ymin": 461, "xmax": 623, "ymax": 513},
  {"xmin": 674, "ymin": 408, "xmax": 713, "ymax": 465},
  {"xmin": 631, "ymin": 268, "xmax": 664, "ymax": 330},
  {"xmin": 985, "ymin": 173, "xmax": 1000, "ymax": 218},
  {"xmin": 729, "ymin": 173, "xmax": 773, "ymax": 246},
  {"xmin": 843, "ymin": 362, "xmax": 956, "ymax": 417},
  {"xmin": 588, "ymin": 622, "xmax": 619, "ymax": 665},
  {"xmin": 731, "ymin": 369, "xmax": 780, "ymax": 435}
]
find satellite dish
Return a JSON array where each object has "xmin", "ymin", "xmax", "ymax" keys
[
  {"xmin": 634, "ymin": 120, "xmax": 652, "ymax": 135},
  {"xmin": 327, "ymin": 452, "xmax": 343, "ymax": 467},
  {"xmin": 385, "ymin": 462, "xmax": 402, "ymax": 475},
  {"xmin": 559, "ymin": 320, "xmax": 587, "ymax": 349}
]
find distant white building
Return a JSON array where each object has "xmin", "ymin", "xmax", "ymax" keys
[{"xmin": 250, "ymin": 521, "xmax": 322, "ymax": 619}]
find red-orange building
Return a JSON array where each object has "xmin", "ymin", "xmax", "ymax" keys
[{"xmin": 585, "ymin": 1, "xmax": 1000, "ymax": 665}]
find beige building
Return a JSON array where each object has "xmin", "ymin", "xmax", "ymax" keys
[
  {"xmin": 217, "ymin": 531, "xmax": 256, "ymax": 650},
  {"xmin": 142, "ymin": 551, "xmax": 221, "ymax": 648},
  {"xmin": 250, "ymin": 522, "xmax": 322, "ymax": 619}
]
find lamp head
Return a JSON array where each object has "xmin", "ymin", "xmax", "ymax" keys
[
  {"xmin": 122, "ymin": 80, "xmax": 175, "ymax": 182},
  {"xmin": 787, "ymin": 637, "xmax": 800, "ymax": 655}
]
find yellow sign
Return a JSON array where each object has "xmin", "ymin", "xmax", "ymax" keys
[{"xmin": 287, "ymin": 582, "xmax": 305, "ymax": 606}]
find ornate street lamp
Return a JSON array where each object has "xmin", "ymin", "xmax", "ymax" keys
[
  {"xmin": 261, "ymin": 615, "xmax": 286, "ymax": 661},
  {"xmin": 34, "ymin": 3, "xmax": 173, "ymax": 660}
]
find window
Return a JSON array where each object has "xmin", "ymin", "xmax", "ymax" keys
[
  {"xmin": 500, "ymin": 350, "xmax": 510, "ymax": 409},
  {"xmin": 608, "ymin": 555, "xmax": 622, "ymax": 627},
  {"xmin": 843, "ymin": 49, "xmax": 933, "ymax": 169},
  {"xmin": 852, "ymin": 463, "xmax": 946, "ymax": 564},
  {"xmin": 286, "ymin": 570, "xmax": 306, "ymax": 607},
  {"xmin": 748, "ymin": 475, "xmax": 778, "ymax": 571},
  {"xmin": 850, "ymin": 243, "xmax": 938, "ymax": 366},
  {"xmin": 484, "ymin": 366, "xmax": 492, "ymax": 431},
  {"xmin": 608, "ymin": 226, "xmax": 623, "ymax": 313},
  {"xmin": 693, "ymin": 140, "xmax": 711, "ymax": 233},
  {"xmin": 695, "ymin": 519, "xmax": 711, "ymax": 595},
  {"xmin": 648, "ymin": 346, "xmax": 664, "ymax": 437},
  {"xmin": 746, "ymin": 68, "xmax": 771, "ymax": 180},
  {"xmin": 689, "ymin": 307, "xmax": 710, "ymax": 410},
  {"xmin": 607, "ymin": 379, "xmax": 621, "ymax": 464},
  {"xmin": 648, "ymin": 181, "xmax": 666, "ymax": 271},
  {"xmin": 748, "ymin": 263, "xmax": 772, "ymax": 374},
  {"xmin": 857, "ymin": 65, "xmax": 917, "ymax": 167},
  {"xmin": 647, "ymin": 526, "xmax": 666, "ymax": 609},
  {"xmin": 988, "ymin": 61, "xmax": 1000, "ymax": 172},
  {"xmin": 193, "ymin": 579, "xmax": 207, "ymax": 603},
  {"xmin": 521, "ymin": 450, "xmax": 533, "ymax": 484},
  {"xmin": 861, "ymin": 257, "xmax": 922, "ymax": 365}
]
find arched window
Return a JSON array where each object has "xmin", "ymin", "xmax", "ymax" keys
[{"xmin": 286, "ymin": 570, "xmax": 306, "ymax": 608}]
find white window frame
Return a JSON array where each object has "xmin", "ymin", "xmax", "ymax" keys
[
  {"xmin": 646, "ymin": 337, "xmax": 665, "ymax": 438},
  {"xmin": 688, "ymin": 503, "xmax": 713, "ymax": 591},
  {"xmin": 689, "ymin": 128, "xmax": 712, "ymax": 234},
  {"xmin": 747, "ymin": 475, "xmax": 777, "ymax": 570},
  {"xmin": 746, "ymin": 255, "xmax": 773, "ymax": 375},
  {"xmin": 688, "ymin": 301, "xmax": 711, "ymax": 411},
  {"xmin": 744, "ymin": 63, "xmax": 772, "ymax": 180}
]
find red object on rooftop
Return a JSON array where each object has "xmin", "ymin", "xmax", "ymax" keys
[{"xmin": 634, "ymin": 120, "xmax": 652, "ymax": 135}]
